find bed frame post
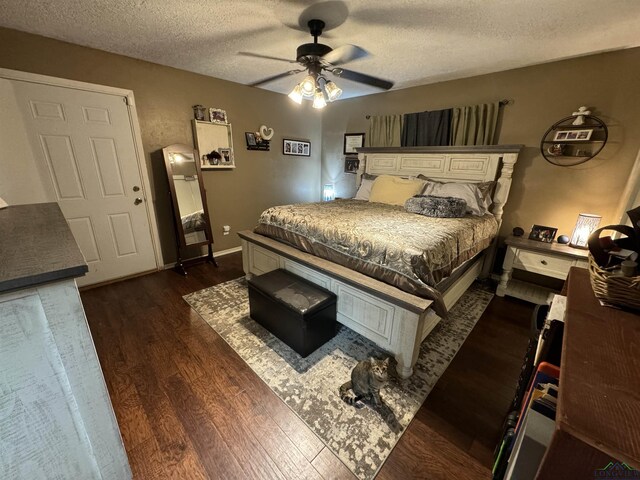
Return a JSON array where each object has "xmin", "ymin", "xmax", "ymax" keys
[
  {"xmin": 482, "ymin": 152, "xmax": 519, "ymax": 278},
  {"xmin": 356, "ymin": 152, "xmax": 366, "ymax": 187}
]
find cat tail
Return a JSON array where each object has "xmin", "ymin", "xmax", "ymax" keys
[{"xmin": 339, "ymin": 381, "xmax": 365, "ymax": 409}]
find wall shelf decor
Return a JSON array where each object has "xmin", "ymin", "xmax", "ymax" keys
[
  {"xmin": 192, "ymin": 120, "xmax": 235, "ymax": 170},
  {"xmin": 540, "ymin": 114, "xmax": 608, "ymax": 166},
  {"xmin": 245, "ymin": 131, "xmax": 270, "ymax": 151}
]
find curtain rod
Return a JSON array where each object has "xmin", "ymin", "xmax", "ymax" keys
[{"xmin": 365, "ymin": 99, "xmax": 513, "ymax": 119}]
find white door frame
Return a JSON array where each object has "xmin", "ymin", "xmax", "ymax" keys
[{"xmin": 0, "ymin": 67, "xmax": 163, "ymax": 271}]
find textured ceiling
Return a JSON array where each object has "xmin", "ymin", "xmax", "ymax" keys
[{"xmin": 1, "ymin": 0, "xmax": 640, "ymax": 99}]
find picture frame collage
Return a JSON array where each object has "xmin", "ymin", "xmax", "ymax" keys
[
  {"xmin": 283, "ymin": 139, "xmax": 310, "ymax": 157},
  {"xmin": 553, "ymin": 129, "xmax": 593, "ymax": 141}
]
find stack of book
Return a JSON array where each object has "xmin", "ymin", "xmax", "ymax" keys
[
  {"xmin": 493, "ymin": 293, "xmax": 567, "ymax": 480},
  {"xmin": 493, "ymin": 363, "xmax": 559, "ymax": 480}
]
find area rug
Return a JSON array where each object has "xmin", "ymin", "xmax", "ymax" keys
[{"xmin": 184, "ymin": 278, "xmax": 493, "ymax": 479}]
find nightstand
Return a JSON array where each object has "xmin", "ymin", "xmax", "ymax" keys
[{"xmin": 496, "ymin": 235, "xmax": 589, "ymax": 304}]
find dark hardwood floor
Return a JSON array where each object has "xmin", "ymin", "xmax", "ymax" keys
[{"xmin": 81, "ymin": 252, "xmax": 533, "ymax": 479}]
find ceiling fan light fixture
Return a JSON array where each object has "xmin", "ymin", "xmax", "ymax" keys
[
  {"xmin": 288, "ymin": 84, "xmax": 303, "ymax": 104},
  {"xmin": 300, "ymin": 75, "xmax": 316, "ymax": 96},
  {"xmin": 312, "ymin": 88, "xmax": 327, "ymax": 109},
  {"xmin": 324, "ymin": 80, "xmax": 342, "ymax": 101}
]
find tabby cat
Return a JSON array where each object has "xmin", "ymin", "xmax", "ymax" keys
[{"xmin": 339, "ymin": 357, "xmax": 390, "ymax": 409}]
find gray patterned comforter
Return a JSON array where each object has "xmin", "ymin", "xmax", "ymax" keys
[{"xmin": 255, "ymin": 199, "xmax": 498, "ymax": 316}]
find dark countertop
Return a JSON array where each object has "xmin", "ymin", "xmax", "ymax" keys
[{"xmin": 0, "ymin": 203, "xmax": 88, "ymax": 293}]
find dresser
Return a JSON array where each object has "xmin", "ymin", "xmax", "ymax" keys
[
  {"xmin": 536, "ymin": 268, "xmax": 640, "ymax": 478},
  {"xmin": 0, "ymin": 203, "xmax": 131, "ymax": 479},
  {"xmin": 496, "ymin": 235, "xmax": 589, "ymax": 304}
]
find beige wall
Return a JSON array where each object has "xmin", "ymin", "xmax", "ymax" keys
[
  {"xmin": 321, "ymin": 48, "xmax": 640, "ymax": 239},
  {"xmin": 2, "ymin": 25, "xmax": 638, "ymax": 263},
  {"xmin": 0, "ymin": 27, "xmax": 322, "ymax": 263}
]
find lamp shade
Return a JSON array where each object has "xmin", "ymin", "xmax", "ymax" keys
[
  {"xmin": 300, "ymin": 75, "xmax": 316, "ymax": 96},
  {"xmin": 322, "ymin": 184, "xmax": 335, "ymax": 202},
  {"xmin": 287, "ymin": 84, "xmax": 303, "ymax": 104},
  {"xmin": 570, "ymin": 213, "xmax": 601, "ymax": 248},
  {"xmin": 312, "ymin": 88, "xmax": 327, "ymax": 109},
  {"xmin": 324, "ymin": 80, "xmax": 342, "ymax": 101}
]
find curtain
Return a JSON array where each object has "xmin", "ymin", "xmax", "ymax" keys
[
  {"xmin": 451, "ymin": 102, "xmax": 500, "ymax": 145},
  {"xmin": 366, "ymin": 115, "xmax": 403, "ymax": 147},
  {"xmin": 402, "ymin": 109, "xmax": 452, "ymax": 146}
]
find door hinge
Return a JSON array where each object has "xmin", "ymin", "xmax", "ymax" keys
[{"xmin": 123, "ymin": 96, "xmax": 132, "ymax": 106}]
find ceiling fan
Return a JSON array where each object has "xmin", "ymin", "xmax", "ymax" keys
[{"xmin": 244, "ymin": 19, "xmax": 394, "ymax": 108}]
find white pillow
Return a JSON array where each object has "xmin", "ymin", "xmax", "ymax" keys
[
  {"xmin": 422, "ymin": 181, "xmax": 493, "ymax": 216},
  {"xmin": 354, "ymin": 177, "xmax": 375, "ymax": 200}
]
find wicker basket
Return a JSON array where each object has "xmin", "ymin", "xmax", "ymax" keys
[
  {"xmin": 587, "ymin": 224, "xmax": 640, "ymax": 311},
  {"xmin": 588, "ymin": 255, "xmax": 640, "ymax": 311}
]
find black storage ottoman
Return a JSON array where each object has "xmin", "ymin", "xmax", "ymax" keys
[{"xmin": 247, "ymin": 268, "xmax": 337, "ymax": 357}]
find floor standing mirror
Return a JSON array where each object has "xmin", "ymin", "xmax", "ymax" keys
[{"xmin": 162, "ymin": 143, "xmax": 217, "ymax": 274}]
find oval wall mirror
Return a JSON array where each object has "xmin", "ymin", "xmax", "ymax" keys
[{"xmin": 162, "ymin": 143, "xmax": 216, "ymax": 274}]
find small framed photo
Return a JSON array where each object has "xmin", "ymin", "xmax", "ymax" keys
[
  {"xmin": 283, "ymin": 139, "xmax": 311, "ymax": 157},
  {"xmin": 209, "ymin": 108, "xmax": 227, "ymax": 124},
  {"xmin": 553, "ymin": 129, "xmax": 592, "ymax": 141},
  {"xmin": 344, "ymin": 157, "xmax": 359, "ymax": 173},
  {"xmin": 344, "ymin": 133, "xmax": 365, "ymax": 154},
  {"xmin": 218, "ymin": 147, "xmax": 232, "ymax": 165},
  {"xmin": 245, "ymin": 132, "xmax": 257, "ymax": 147},
  {"xmin": 529, "ymin": 224, "xmax": 558, "ymax": 243}
]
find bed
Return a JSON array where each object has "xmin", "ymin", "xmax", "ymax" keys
[{"xmin": 239, "ymin": 145, "xmax": 522, "ymax": 378}]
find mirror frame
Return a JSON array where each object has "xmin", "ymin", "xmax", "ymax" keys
[{"xmin": 162, "ymin": 143, "xmax": 214, "ymax": 249}]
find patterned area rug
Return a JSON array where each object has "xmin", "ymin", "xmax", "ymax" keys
[{"xmin": 184, "ymin": 278, "xmax": 493, "ymax": 480}]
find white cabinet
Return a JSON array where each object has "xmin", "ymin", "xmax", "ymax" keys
[
  {"xmin": 0, "ymin": 280, "xmax": 131, "ymax": 479},
  {"xmin": 0, "ymin": 203, "xmax": 131, "ymax": 479},
  {"xmin": 496, "ymin": 235, "xmax": 589, "ymax": 304}
]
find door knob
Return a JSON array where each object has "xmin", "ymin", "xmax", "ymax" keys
[
  {"xmin": 133, "ymin": 185, "xmax": 140, "ymax": 192},
  {"xmin": 134, "ymin": 197, "xmax": 143, "ymax": 205}
]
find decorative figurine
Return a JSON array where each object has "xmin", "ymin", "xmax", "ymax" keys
[
  {"xmin": 571, "ymin": 106, "xmax": 591, "ymax": 126},
  {"xmin": 259, "ymin": 125, "xmax": 275, "ymax": 140}
]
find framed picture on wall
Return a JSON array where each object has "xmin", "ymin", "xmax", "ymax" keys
[
  {"xmin": 343, "ymin": 133, "xmax": 365, "ymax": 154},
  {"xmin": 344, "ymin": 157, "xmax": 359, "ymax": 174},
  {"xmin": 553, "ymin": 129, "xmax": 592, "ymax": 141},
  {"xmin": 245, "ymin": 132, "xmax": 257, "ymax": 147},
  {"xmin": 283, "ymin": 139, "xmax": 311, "ymax": 157},
  {"xmin": 209, "ymin": 108, "xmax": 227, "ymax": 124},
  {"xmin": 218, "ymin": 147, "xmax": 233, "ymax": 165}
]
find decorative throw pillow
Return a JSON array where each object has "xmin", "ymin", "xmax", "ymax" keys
[
  {"xmin": 368, "ymin": 175, "xmax": 426, "ymax": 206},
  {"xmin": 405, "ymin": 195, "xmax": 468, "ymax": 218},
  {"xmin": 419, "ymin": 177, "xmax": 495, "ymax": 215},
  {"xmin": 354, "ymin": 177, "xmax": 375, "ymax": 200}
]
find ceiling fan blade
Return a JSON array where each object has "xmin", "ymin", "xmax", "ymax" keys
[
  {"xmin": 249, "ymin": 70, "xmax": 304, "ymax": 87},
  {"xmin": 238, "ymin": 52, "xmax": 297, "ymax": 64},
  {"xmin": 322, "ymin": 44, "xmax": 368, "ymax": 66},
  {"xmin": 331, "ymin": 68, "xmax": 394, "ymax": 90}
]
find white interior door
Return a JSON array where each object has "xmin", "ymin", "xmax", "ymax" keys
[{"xmin": 10, "ymin": 80, "xmax": 158, "ymax": 286}]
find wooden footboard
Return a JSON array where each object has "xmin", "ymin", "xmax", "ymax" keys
[{"xmin": 239, "ymin": 230, "xmax": 484, "ymax": 378}]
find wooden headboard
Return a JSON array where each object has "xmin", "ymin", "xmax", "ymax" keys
[{"xmin": 356, "ymin": 145, "xmax": 523, "ymax": 225}]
